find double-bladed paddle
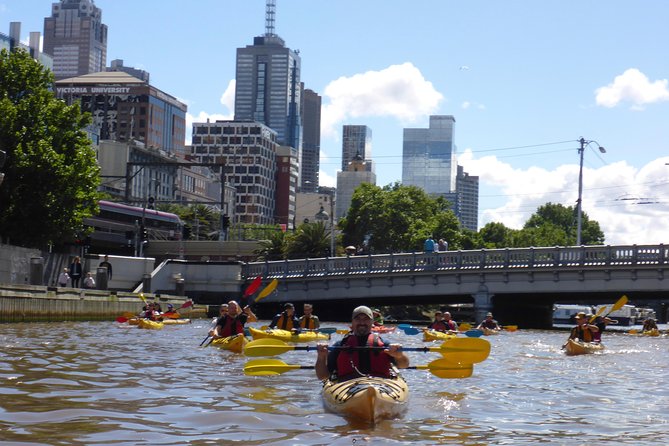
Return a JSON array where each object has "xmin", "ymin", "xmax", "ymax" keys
[
  {"xmin": 254, "ymin": 279, "xmax": 278, "ymax": 303},
  {"xmin": 243, "ymin": 358, "xmax": 474, "ymax": 378},
  {"xmin": 243, "ymin": 276, "xmax": 263, "ymax": 297},
  {"xmin": 243, "ymin": 337, "xmax": 491, "ymax": 363}
]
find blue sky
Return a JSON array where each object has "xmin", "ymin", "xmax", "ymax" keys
[{"xmin": 3, "ymin": 1, "xmax": 669, "ymax": 245}]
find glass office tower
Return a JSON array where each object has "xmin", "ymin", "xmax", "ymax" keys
[{"xmin": 402, "ymin": 115, "xmax": 457, "ymax": 195}]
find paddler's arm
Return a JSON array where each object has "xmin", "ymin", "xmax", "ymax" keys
[
  {"xmin": 315, "ymin": 343, "xmax": 330, "ymax": 380},
  {"xmin": 386, "ymin": 344, "xmax": 410, "ymax": 369},
  {"xmin": 243, "ymin": 305, "xmax": 257, "ymax": 322}
]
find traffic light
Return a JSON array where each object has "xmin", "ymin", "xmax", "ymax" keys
[
  {"xmin": 125, "ymin": 230, "xmax": 134, "ymax": 247},
  {"xmin": 141, "ymin": 226, "xmax": 149, "ymax": 243},
  {"xmin": 147, "ymin": 196, "xmax": 155, "ymax": 209},
  {"xmin": 222, "ymin": 214, "xmax": 230, "ymax": 229}
]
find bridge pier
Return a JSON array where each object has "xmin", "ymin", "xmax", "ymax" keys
[{"xmin": 473, "ymin": 285, "xmax": 494, "ymax": 325}]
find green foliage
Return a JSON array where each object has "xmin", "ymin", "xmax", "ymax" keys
[
  {"xmin": 285, "ymin": 222, "xmax": 330, "ymax": 259},
  {"xmin": 0, "ymin": 49, "xmax": 100, "ymax": 248},
  {"xmin": 523, "ymin": 202, "xmax": 604, "ymax": 246},
  {"xmin": 340, "ymin": 182, "xmax": 461, "ymax": 253},
  {"xmin": 255, "ymin": 230, "xmax": 287, "ymax": 261}
]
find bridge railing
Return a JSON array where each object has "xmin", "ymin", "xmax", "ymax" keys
[{"xmin": 244, "ymin": 244, "xmax": 669, "ymax": 279}]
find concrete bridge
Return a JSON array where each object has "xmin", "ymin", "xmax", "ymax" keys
[{"xmin": 242, "ymin": 244, "xmax": 669, "ymax": 327}]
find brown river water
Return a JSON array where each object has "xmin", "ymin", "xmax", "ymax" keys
[{"xmin": 0, "ymin": 320, "xmax": 667, "ymax": 445}]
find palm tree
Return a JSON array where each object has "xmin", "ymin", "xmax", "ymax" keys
[
  {"xmin": 255, "ymin": 230, "xmax": 287, "ymax": 261},
  {"xmin": 286, "ymin": 222, "xmax": 329, "ymax": 259}
]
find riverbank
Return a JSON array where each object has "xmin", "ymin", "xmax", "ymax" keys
[{"xmin": 0, "ymin": 283, "xmax": 202, "ymax": 322}]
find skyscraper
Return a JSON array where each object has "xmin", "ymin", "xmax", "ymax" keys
[
  {"xmin": 341, "ymin": 125, "xmax": 373, "ymax": 172},
  {"xmin": 43, "ymin": 0, "xmax": 108, "ymax": 80},
  {"xmin": 402, "ymin": 115, "xmax": 457, "ymax": 195},
  {"xmin": 301, "ymin": 87, "xmax": 321, "ymax": 192},
  {"xmin": 234, "ymin": 1, "xmax": 301, "ymax": 151}
]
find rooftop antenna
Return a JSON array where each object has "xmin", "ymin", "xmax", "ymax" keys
[{"xmin": 265, "ymin": 0, "xmax": 276, "ymax": 37}]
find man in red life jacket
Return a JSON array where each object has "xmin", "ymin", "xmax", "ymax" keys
[
  {"xmin": 315, "ymin": 306, "xmax": 409, "ymax": 381},
  {"xmin": 210, "ymin": 300, "xmax": 257, "ymax": 338}
]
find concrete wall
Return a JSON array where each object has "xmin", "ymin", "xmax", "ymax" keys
[{"xmin": 0, "ymin": 244, "xmax": 41, "ymax": 285}]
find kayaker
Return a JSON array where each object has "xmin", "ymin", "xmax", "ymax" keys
[
  {"xmin": 642, "ymin": 318, "xmax": 658, "ymax": 331},
  {"xmin": 592, "ymin": 315, "xmax": 617, "ymax": 342},
  {"xmin": 210, "ymin": 301, "xmax": 256, "ymax": 338},
  {"xmin": 299, "ymin": 303, "xmax": 320, "ymax": 330},
  {"xmin": 269, "ymin": 303, "xmax": 300, "ymax": 331},
  {"xmin": 427, "ymin": 310, "xmax": 458, "ymax": 333},
  {"xmin": 372, "ymin": 309, "xmax": 384, "ymax": 326},
  {"xmin": 477, "ymin": 313, "xmax": 501, "ymax": 331},
  {"xmin": 163, "ymin": 304, "xmax": 177, "ymax": 315},
  {"xmin": 315, "ymin": 305, "xmax": 409, "ymax": 381},
  {"xmin": 568, "ymin": 312, "xmax": 599, "ymax": 342}
]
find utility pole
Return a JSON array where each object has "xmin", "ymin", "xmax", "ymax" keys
[{"xmin": 576, "ymin": 137, "xmax": 606, "ymax": 246}]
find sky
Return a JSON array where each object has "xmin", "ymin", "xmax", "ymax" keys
[{"xmin": 3, "ymin": 0, "xmax": 669, "ymax": 245}]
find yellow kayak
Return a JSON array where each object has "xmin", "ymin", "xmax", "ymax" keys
[
  {"xmin": 248, "ymin": 327, "xmax": 329, "ymax": 343},
  {"xmin": 137, "ymin": 319, "xmax": 164, "ymax": 330},
  {"xmin": 162, "ymin": 318, "xmax": 191, "ymax": 325},
  {"xmin": 211, "ymin": 334, "xmax": 248, "ymax": 353},
  {"xmin": 422, "ymin": 329, "xmax": 457, "ymax": 342},
  {"xmin": 564, "ymin": 339, "xmax": 604, "ymax": 356},
  {"xmin": 322, "ymin": 374, "xmax": 409, "ymax": 424},
  {"xmin": 629, "ymin": 328, "xmax": 660, "ymax": 337}
]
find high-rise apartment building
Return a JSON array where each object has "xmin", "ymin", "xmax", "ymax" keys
[
  {"xmin": 444, "ymin": 165, "xmax": 479, "ymax": 231},
  {"xmin": 190, "ymin": 120, "xmax": 278, "ymax": 225},
  {"xmin": 2, "ymin": 22, "xmax": 53, "ymax": 68},
  {"xmin": 301, "ymin": 87, "xmax": 321, "ymax": 192},
  {"xmin": 43, "ymin": 0, "xmax": 108, "ymax": 80},
  {"xmin": 402, "ymin": 115, "xmax": 457, "ymax": 195},
  {"xmin": 341, "ymin": 125, "xmax": 373, "ymax": 172},
  {"xmin": 234, "ymin": 1, "xmax": 301, "ymax": 151}
]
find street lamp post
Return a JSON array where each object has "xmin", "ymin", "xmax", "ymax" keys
[{"xmin": 576, "ymin": 137, "xmax": 606, "ymax": 246}]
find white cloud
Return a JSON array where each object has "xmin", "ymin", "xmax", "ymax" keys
[
  {"xmin": 595, "ymin": 68, "xmax": 669, "ymax": 108},
  {"xmin": 320, "ymin": 62, "xmax": 444, "ymax": 139},
  {"xmin": 184, "ymin": 80, "xmax": 236, "ymax": 142},
  {"xmin": 458, "ymin": 150, "xmax": 669, "ymax": 245},
  {"xmin": 318, "ymin": 169, "xmax": 336, "ymax": 188}
]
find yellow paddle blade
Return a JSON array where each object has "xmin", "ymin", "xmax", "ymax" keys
[
  {"xmin": 121, "ymin": 312, "xmax": 135, "ymax": 319},
  {"xmin": 255, "ymin": 279, "xmax": 279, "ymax": 303},
  {"xmin": 336, "ymin": 329, "xmax": 350, "ymax": 335},
  {"xmin": 502, "ymin": 325, "xmax": 518, "ymax": 331},
  {"xmin": 244, "ymin": 338, "xmax": 298, "ymax": 357},
  {"xmin": 610, "ymin": 295, "xmax": 628, "ymax": 312},
  {"xmin": 429, "ymin": 338, "xmax": 491, "ymax": 364},
  {"xmin": 137, "ymin": 293, "xmax": 147, "ymax": 304},
  {"xmin": 413, "ymin": 359, "xmax": 474, "ymax": 379},
  {"xmin": 458, "ymin": 322, "xmax": 472, "ymax": 331},
  {"xmin": 589, "ymin": 306, "xmax": 607, "ymax": 323},
  {"xmin": 244, "ymin": 359, "xmax": 310, "ymax": 376}
]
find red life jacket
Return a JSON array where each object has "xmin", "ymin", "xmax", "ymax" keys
[
  {"xmin": 429, "ymin": 320, "xmax": 449, "ymax": 332},
  {"xmin": 336, "ymin": 333, "xmax": 392, "ymax": 380},
  {"xmin": 219, "ymin": 315, "xmax": 244, "ymax": 337}
]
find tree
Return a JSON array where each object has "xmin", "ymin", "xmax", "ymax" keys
[
  {"xmin": 0, "ymin": 49, "xmax": 100, "ymax": 248},
  {"xmin": 523, "ymin": 202, "xmax": 604, "ymax": 246},
  {"xmin": 285, "ymin": 222, "xmax": 330, "ymax": 259},
  {"xmin": 255, "ymin": 230, "xmax": 287, "ymax": 261},
  {"xmin": 340, "ymin": 182, "xmax": 460, "ymax": 253}
]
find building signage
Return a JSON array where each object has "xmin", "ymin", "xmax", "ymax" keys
[{"xmin": 57, "ymin": 86, "xmax": 133, "ymax": 94}]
